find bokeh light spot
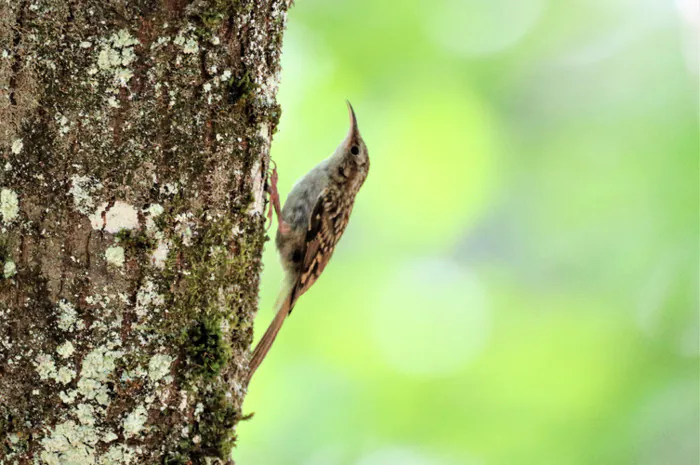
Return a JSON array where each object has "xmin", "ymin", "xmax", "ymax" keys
[
  {"xmin": 373, "ymin": 259, "xmax": 490, "ymax": 376},
  {"xmin": 364, "ymin": 87, "xmax": 496, "ymax": 250},
  {"xmin": 426, "ymin": 0, "xmax": 544, "ymax": 56}
]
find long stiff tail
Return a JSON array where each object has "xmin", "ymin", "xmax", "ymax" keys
[{"xmin": 247, "ymin": 284, "xmax": 295, "ymax": 382}]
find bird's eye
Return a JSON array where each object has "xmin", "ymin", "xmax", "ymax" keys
[{"xmin": 350, "ymin": 145, "xmax": 360, "ymax": 155}]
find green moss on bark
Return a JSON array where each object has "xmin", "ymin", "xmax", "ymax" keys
[{"xmin": 184, "ymin": 316, "xmax": 232, "ymax": 380}]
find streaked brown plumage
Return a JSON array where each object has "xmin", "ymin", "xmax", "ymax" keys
[{"xmin": 247, "ymin": 102, "xmax": 369, "ymax": 382}]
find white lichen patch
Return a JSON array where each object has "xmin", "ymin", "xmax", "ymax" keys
[
  {"xmin": 39, "ymin": 420, "xmax": 100, "ymax": 465},
  {"xmin": 59, "ymin": 389, "xmax": 78, "ymax": 404},
  {"xmin": 102, "ymin": 432, "xmax": 118, "ymax": 443},
  {"xmin": 144, "ymin": 203, "xmax": 164, "ymax": 231},
  {"xmin": 183, "ymin": 38, "xmax": 199, "ymax": 54},
  {"xmin": 160, "ymin": 182, "xmax": 179, "ymax": 196},
  {"xmin": 90, "ymin": 201, "xmax": 139, "ymax": 233},
  {"xmin": 190, "ymin": 65, "xmax": 234, "ymax": 106},
  {"xmin": 150, "ymin": 240, "xmax": 170, "ymax": 269},
  {"xmin": 97, "ymin": 48, "xmax": 119, "ymax": 69},
  {"xmin": 258, "ymin": 73, "xmax": 281, "ymax": 106},
  {"xmin": 174, "ymin": 212, "xmax": 195, "ymax": 246},
  {"xmin": 85, "ymin": 293, "xmax": 114, "ymax": 311},
  {"xmin": 173, "ymin": 27, "xmax": 200, "ymax": 55},
  {"xmin": 178, "ymin": 391, "xmax": 189, "ymax": 411},
  {"xmin": 76, "ymin": 403, "xmax": 96, "ymax": 426},
  {"xmin": 0, "ymin": 188, "xmax": 19, "ymax": 223},
  {"xmin": 35, "ymin": 350, "xmax": 77, "ymax": 386},
  {"xmin": 11, "ymin": 138, "xmax": 23, "ymax": 154},
  {"xmin": 120, "ymin": 364, "xmax": 146, "ymax": 382},
  {"xmin": 147, "ymin": 354, "xmax": 174, "ymax": 382},
  {"xmin": 3, "ymin": 259, "xmax": 16, "ymax": 278},
  {"xmin": 146, "ymin": 203, "xmax": 164, "ymax": 217},
  {"xmin": 100, "ymin": 444, "xmax": 138, "ymax": 465},
  {"xmin": 168, "ymin": 90, "xmax": 178, "ymax": 109},
  {"xmin": 96, "ymin": 29, "xmax": 139, "ymax": 88},
  {"xmin": 114, "ymin": 68, "xmax": 134, "ymax": 86},
  {"xmin": 152, "ymin": 36, "xmax": 171, "ymax": 50},
  {"xmin": 36, "ymin": 420, "xmax": 137, "ymax": 464},
  {"xmin": 35, "ymin": 354, "xmax": 57, "ymax": 380},
  {"xmin": 80, "ymin": 346, "xmax": 122, "ymax": 382},
  {"xmin": 247, "ymin": 157, "xmax": 265, "ymax": 217},
  {"xmin": 219, "ymin": 313, "xmax": 230, "ymax": 335},
  {"xmin": 134, "ymin": 279, "xmax": 164, "ymax": 318},
  {"xmin": 69, "ymin": 175, "xmax": 103, "ymax": 215},
  {"xmin": 57, "ymin": 341, "xmax": 75, "ymax": 359},
  {"xmin": 57, "ymin": 300, "xmax": 80, "ymax": 331},
  {"xmin": 56, "ymin": 113, "xmax": 71, "ymax": 136},
  {"xmin": 105, "ymin": 246, "xmax": 125, "ymax": 267},
  {"xmin": 80, "ymin": 380, "xmax": 109, "ymax": 407},
  {"xmin": 122, "ymin": 405, "xmax": 148, "ymax": 438},
  {"xmin": 77, "ymin": 346, "xmax": 123, "ymax": 405},
  {"xmin": 56, "ymin": 366, "xmax": 76, "ymax": 385},
  {"xmin": 203, "ymin": 81, "xmax": 214, "ymax": 104},
  {"xmin": 194, "ymin": 402, "xmax": 204, "ymax": 418},
  {"xmin": 113, "ymin": 29, "xmax": 138, "ymax": 49}
]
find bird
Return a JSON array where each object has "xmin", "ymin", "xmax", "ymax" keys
[{"xmin": 247, "ymin": 101, "xmax": 370, "ymax": 382}]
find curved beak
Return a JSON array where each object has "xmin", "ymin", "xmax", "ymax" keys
[{"xmin": 346, "ymin": 100, "xmax": 359, "ymax": 139}]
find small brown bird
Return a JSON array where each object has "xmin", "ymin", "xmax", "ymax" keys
[{"xmin": 247, "ymin": 102, "xmax": 370, "ymax": 382}]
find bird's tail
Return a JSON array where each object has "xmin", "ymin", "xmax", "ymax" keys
[{"xmin": 247, "ymin": 280, "xmax": 295, "ymax": 382}]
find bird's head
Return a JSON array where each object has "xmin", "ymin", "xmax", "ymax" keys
[{"xmin": 331, "ymin": 101, "xmax": 369, "ymax": 189}]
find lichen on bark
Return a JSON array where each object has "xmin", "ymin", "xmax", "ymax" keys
[{"xmin": 0, "ymin": 0, "xmax": 288, "ymax": 463}]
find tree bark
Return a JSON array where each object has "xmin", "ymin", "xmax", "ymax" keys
[{"xmin": 0, "ymin": 0, "xmax": 288, "ymax": 463}]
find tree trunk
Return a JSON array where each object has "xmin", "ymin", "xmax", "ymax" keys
[{"xmin": 0, "ymin": 0, "xmax": 288, "ymax": 463}]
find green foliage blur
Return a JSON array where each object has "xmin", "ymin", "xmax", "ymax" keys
[{"xmin": 236, "ymin": 1, "xmax": 699, "ymax": 464}]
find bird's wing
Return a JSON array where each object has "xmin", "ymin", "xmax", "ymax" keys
[
  {"xmin": 248, "ymin": 191, "xmax": 340, "ymax": 380},
  {"xmin": 289, "ymin": 188, "xmax": 346, "ymax": 310}
]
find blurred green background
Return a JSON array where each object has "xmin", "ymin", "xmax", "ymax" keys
[{"xmin": 236, "ymin": 1, "xmax": 699, "ymax": 464}]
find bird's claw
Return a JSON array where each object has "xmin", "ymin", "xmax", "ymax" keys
[{"xmin": 265, "ymin": 160, "xmax": 282, "ymax": 232}]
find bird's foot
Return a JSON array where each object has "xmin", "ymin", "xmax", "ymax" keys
[{"xmin": 266, "ymin": 161, "xmax": 289, "ymax": 234}]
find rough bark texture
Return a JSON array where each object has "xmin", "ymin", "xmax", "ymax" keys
[{"xmin": 0, "ymin": 0, "xmax": 288, "ymax": 463}]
